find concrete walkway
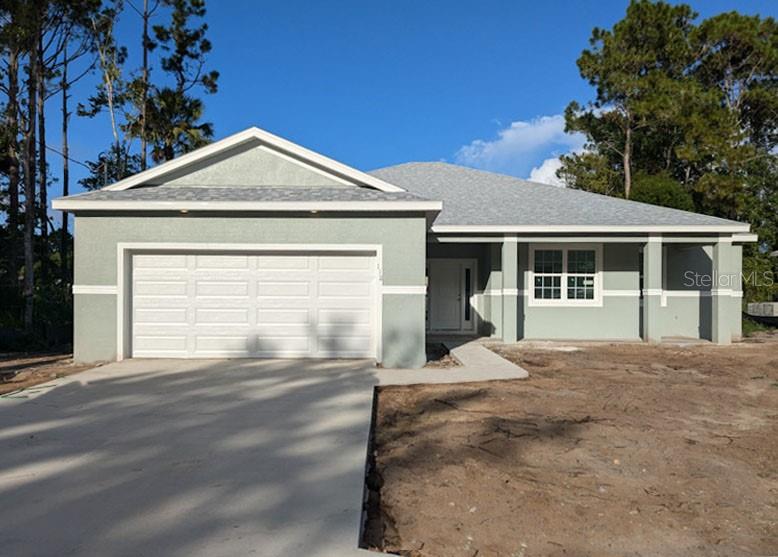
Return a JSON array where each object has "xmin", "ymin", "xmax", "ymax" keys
[
  {"xmin": 377, "ymin": 339, "xmax": 528, "ymax": 386},
  {"xmin": 0, "ymin": 344, "xmax": 526, "ymax": 557}
]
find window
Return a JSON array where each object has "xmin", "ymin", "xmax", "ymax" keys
[
  {"xmin": 567, "ymin": 250, "xmax": 595, "ymax": 299},
  {"xmin": 530, "ymin": 245, "xmax": 601, "ymax": 306},
  {"xmin": 533, "ymin": 250, "xmax": 562, "ymax": 299}
]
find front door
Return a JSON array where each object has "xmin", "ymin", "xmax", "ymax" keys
[{"xmin": 427, "ymin": 259, "xmax": 476, "ymax": 332}]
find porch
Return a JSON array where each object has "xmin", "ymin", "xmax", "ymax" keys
[{"xmin": 425, "ymin": 234, "xmax": 746, "ymax": 345}]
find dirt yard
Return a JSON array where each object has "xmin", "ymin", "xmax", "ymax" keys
[
  {"xmin": 0, "ymin": 353, "xmax": 94, "ymax": 396},
  {"xmin": 365, "ymin": 334, "xmax": 778, "ymax": 557}
]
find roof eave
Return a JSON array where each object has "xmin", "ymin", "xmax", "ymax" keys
[
  {"xmin": 51, "ymin": 198, "xmax": 442, "ymax": 213},
  {"xmin": 430, "ymin": 224, "xmax": 752, "ymax": 234}
]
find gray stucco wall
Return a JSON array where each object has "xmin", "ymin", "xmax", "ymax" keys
[
  {"xmin": 151, "ymin": 141, "xmax": 348, "ymax": 188},
  {"xmin": 72, "ymin": 213, "xmax": 427, "ymax": 367},
  {"xmin": 660, "ymin": 243, "xmax": 743, "ymax": 341},
  {"xmin": 520, "ymin": 243, "xmax": 642, "ymax": 340}
]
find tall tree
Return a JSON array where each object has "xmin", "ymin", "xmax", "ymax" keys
[
  {"xmin": 137, "ymin": 0, "xmax": 159, "ymax": 170},
  {"xmin": 0, "ymin": 1, "xmax": 25, "ymax": 292},
  {"xmin": 80, "ymin": 1, "xmax": 130, "ymax": 173},
  {"xmin": 142, "ymin": 0, "xmax": 218, "ymax": 161},
  {"xmin": 561, "ymin": 0, "xmax": 778, "ymax": 302},
  {"xmin": 563, "ymin": 1, "xmax": 697, "ymax": 199},
  {"xmin": 20, "ymin": 1, "xmax": 40, "ymax": 331}
]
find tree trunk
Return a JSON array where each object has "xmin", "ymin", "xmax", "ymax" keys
[
  {"xmin": 22, "ymin": 18, "xmax": 40, "ymax": 332},
  {"xmin": 60, "ymin": 49, "xmax": 70, "ymax": 284},
  {"xmin": 140, "ymin": 0, "xmax": 149, "ymax": 170},
  {"xmin": 37, "ymin": 31, "xmax": 48, "ymax": 282},
  {"xmin": 5, "ymin": 48, "xmax": 21, "ymax": 290},
  {"xmin": 623, "ymin": 125, "xmax": 632, "ymax": 200}
]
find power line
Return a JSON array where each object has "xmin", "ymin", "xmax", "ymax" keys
[{"xmin": 45, "ymin": 144, "xmax": 91, "ymax": 170}]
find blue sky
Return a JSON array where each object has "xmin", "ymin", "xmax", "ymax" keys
[{"xmin": 53, "ymin": 0, "xmax": 778, "ymax": 200}]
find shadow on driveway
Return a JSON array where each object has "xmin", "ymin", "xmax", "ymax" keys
[{"xmin": 0, "ymin": 358, "xmax": 378, "ymax": 557}]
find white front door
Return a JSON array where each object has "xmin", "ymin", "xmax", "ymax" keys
[
  {"xmin": 131, "ymin": 252, "xmax": 377, "ymax": 359},
  {"xmin": 427, "ymin": 259, "xmax": 476, "ymax": 332}
]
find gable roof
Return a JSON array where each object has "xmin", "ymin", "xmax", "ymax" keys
[
  {"xmin": 52, "ymin": 186, "xmax": 437, "ymax": 212},
  {"xmin": 371, "ymin": 162, "xmax": 751, "ymax": 233},
  {"xmin": 102, "ymin": 127, "xmax": 405, "ymax": 193}
]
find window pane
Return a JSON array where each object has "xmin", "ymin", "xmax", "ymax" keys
[
  {"xmin": 534, "ymin": 250, "xmax": 562, "ymax": 274},
  {"xmin": 464, "ymin": 268, "xmax": 471, "ymax": 321},
  {"xmin": 567, "ymin": 275, "xmax": 595, "ymax": 299},
  {"xmin": 568, "ymin": 250, "xmax": 595, "ymax": 274},
  {"xmin": 534, "ymin": 274, "xmax": 561, "ymax": 299}
]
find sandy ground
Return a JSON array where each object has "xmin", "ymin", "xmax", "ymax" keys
[
  {"xmin": 365, "ymin": 334, "xmax": 778, "ymax": 557},
  {"xmin": 425, "ymin": 343, "xmax": 461, "ymax": 369},
  {"xmin": 0, "ymin": 352, "xmax": 95, "ymax": 396}
]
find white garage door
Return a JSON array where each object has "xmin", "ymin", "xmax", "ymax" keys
[{"xmin": 131, "ymin": 252, "xmax": 378, "ymax": 359}]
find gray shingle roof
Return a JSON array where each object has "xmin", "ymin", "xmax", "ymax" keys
[
  {"xmin": 371, "ymin": 162, "xmax": 746, "ymax": 229},
  {"xmin": 62, "ymin": 185, "xmax": 427, "ymax": 203}
]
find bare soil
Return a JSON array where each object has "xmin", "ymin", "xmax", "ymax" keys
[
  {"xmin": 0, "ymin": 352, "xmax": 94, "ymax": 395},
  {"xmin": 425, "ymin": 343, "xmax": 461, "ymax": 369},
  {"xmin": 365, "ymin": 334, "xmax": 778, "ymax": 557}
]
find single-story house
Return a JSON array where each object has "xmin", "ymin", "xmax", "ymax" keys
[{"xmin": 53, "ymin": 127, "xmax": 757, "ymax": 368}]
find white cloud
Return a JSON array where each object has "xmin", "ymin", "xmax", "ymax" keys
[
  {"xmin": 529, "ymin": 156, "xmax": 565, "ymax": 186},
  {"xmin": 454, "ymin": 114, "xmax": 584, "ymax": 181}
]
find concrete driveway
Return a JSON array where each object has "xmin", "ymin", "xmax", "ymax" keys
[{"xmin": 0, "ymin": 359, "xmax": 378, "ymax": 557}]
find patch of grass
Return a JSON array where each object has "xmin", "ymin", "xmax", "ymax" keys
[{"xmin": 742, "ymin": 316, "xmax": 774, "ymax": 337}]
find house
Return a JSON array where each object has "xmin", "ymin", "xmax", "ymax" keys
[{"xmin": 53, "ymin": 127, "xmax": 757, "ymax": 368}]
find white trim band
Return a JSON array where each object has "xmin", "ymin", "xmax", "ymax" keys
[
  {"xmin": 53, "ymin": 199, "xmax": 442, "ymax": 213},
  {"xmin": 382, "ymin": 285, "xmax": 427, "ymax": 295},
  {"xmin": 73, "ymin": 284, "xmax": 118, "ymax": 295},
  {"xmin": 602, "ymin": 289, "xmax": 641, "ymax": 297},
  {"xmin": 432, "ymin": 224, "xmax": 750, "ymax": 234}
]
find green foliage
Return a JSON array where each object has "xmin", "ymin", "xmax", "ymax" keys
[
  {"xmin": 560, "ymin": 0, "xmax": 778, "ymax": 284},
  {"xmin": 631, "ymin": 172, "xmax": 694, "ymax": 211},
  {"xmin": 79, "ymin": 144, "xmax": 141, "ymax": 190},
  {"xmin": 136, "ymin": 0, "xmax": 218, "ymax": 162},
  {"xmin": 742, "ymin": 250, "xmax": 778, "ymax": 304}
]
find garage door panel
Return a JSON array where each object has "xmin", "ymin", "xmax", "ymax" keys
[
  {"xmin": 256, "ymin": 297, "xmax": 314, "ymax": 309},
  {"xmin": 195, "ymin": 255, "xmax": 249, "ymax": 269},
  {"xmin": 131, "ymin": 252, "xmax": 376, "ymax": 359},
  {"xmin": 257, "ymin": 281, "xmax": 310, "ymax": 297},
  {"xmin": 134, "ymin": 254, "xmax": 188, "ymax": 269},
  {"xmin": 257, "ymin": 256, "xmax": 311, "ymax": 269},
  {"xmin": 254, "ymin": 324, "xmax": 312, "ymax": 337},
  {"xmin": 257, "ymin": 309, "xmax": 310, "ymax": 325},
  {"xmin": 254, "ymin": 336, "xmax": 311, "ymax": 354},
  {"xmin": 134, "ymin": 280, "xmax": 188, "ymax": 296},
  {"xmin": 133, "ymin": 296, "xmax": 192, "ymax": 309},
  {"xmin": 317, "ymin": 297, "xmax": 373, "ymax": 310},
  {"xmin": 318, "ymin": 281, "xmax": 371, "ymax": 297},
  {"xmin": 195, "ymin": 308, "xmax": 249, "ymax": 324},
  {"xmin": 195, "ymin": 280, "xmax": 249, "ymax": 297},
  {"xmin": 194, "ymin": 336, "xmax": 252, "ymax": 353},
  {"xmin": 134, "ymin": 335, "xmax": 187, "ymax": 353},
  {"xmin": 318, "ymin": 336, "xmax": 371, "ymax": 355},
  {"xmin": 135, "ymin": 308, "xmax": 188, "ymax": 324},
  {"xmin": 318, "ymin": 256, "xmax": 372, "ymax": 270}
]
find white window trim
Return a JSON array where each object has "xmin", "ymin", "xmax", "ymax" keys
[{"xmin": 528, "ymin": 243, "xmax": 603, "ymax": 307}]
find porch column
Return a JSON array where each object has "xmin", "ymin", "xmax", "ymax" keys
[
  {"xmin": 642, "ymin": 235, "xmax": 662, "ymax": 343},
  {"xmin": 502, "ymin": 236, "xmax": 519, "ymax": 343},
  {"xmin": 711, "ymin": 237, "xmax": 734, "ymax": 345}
]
